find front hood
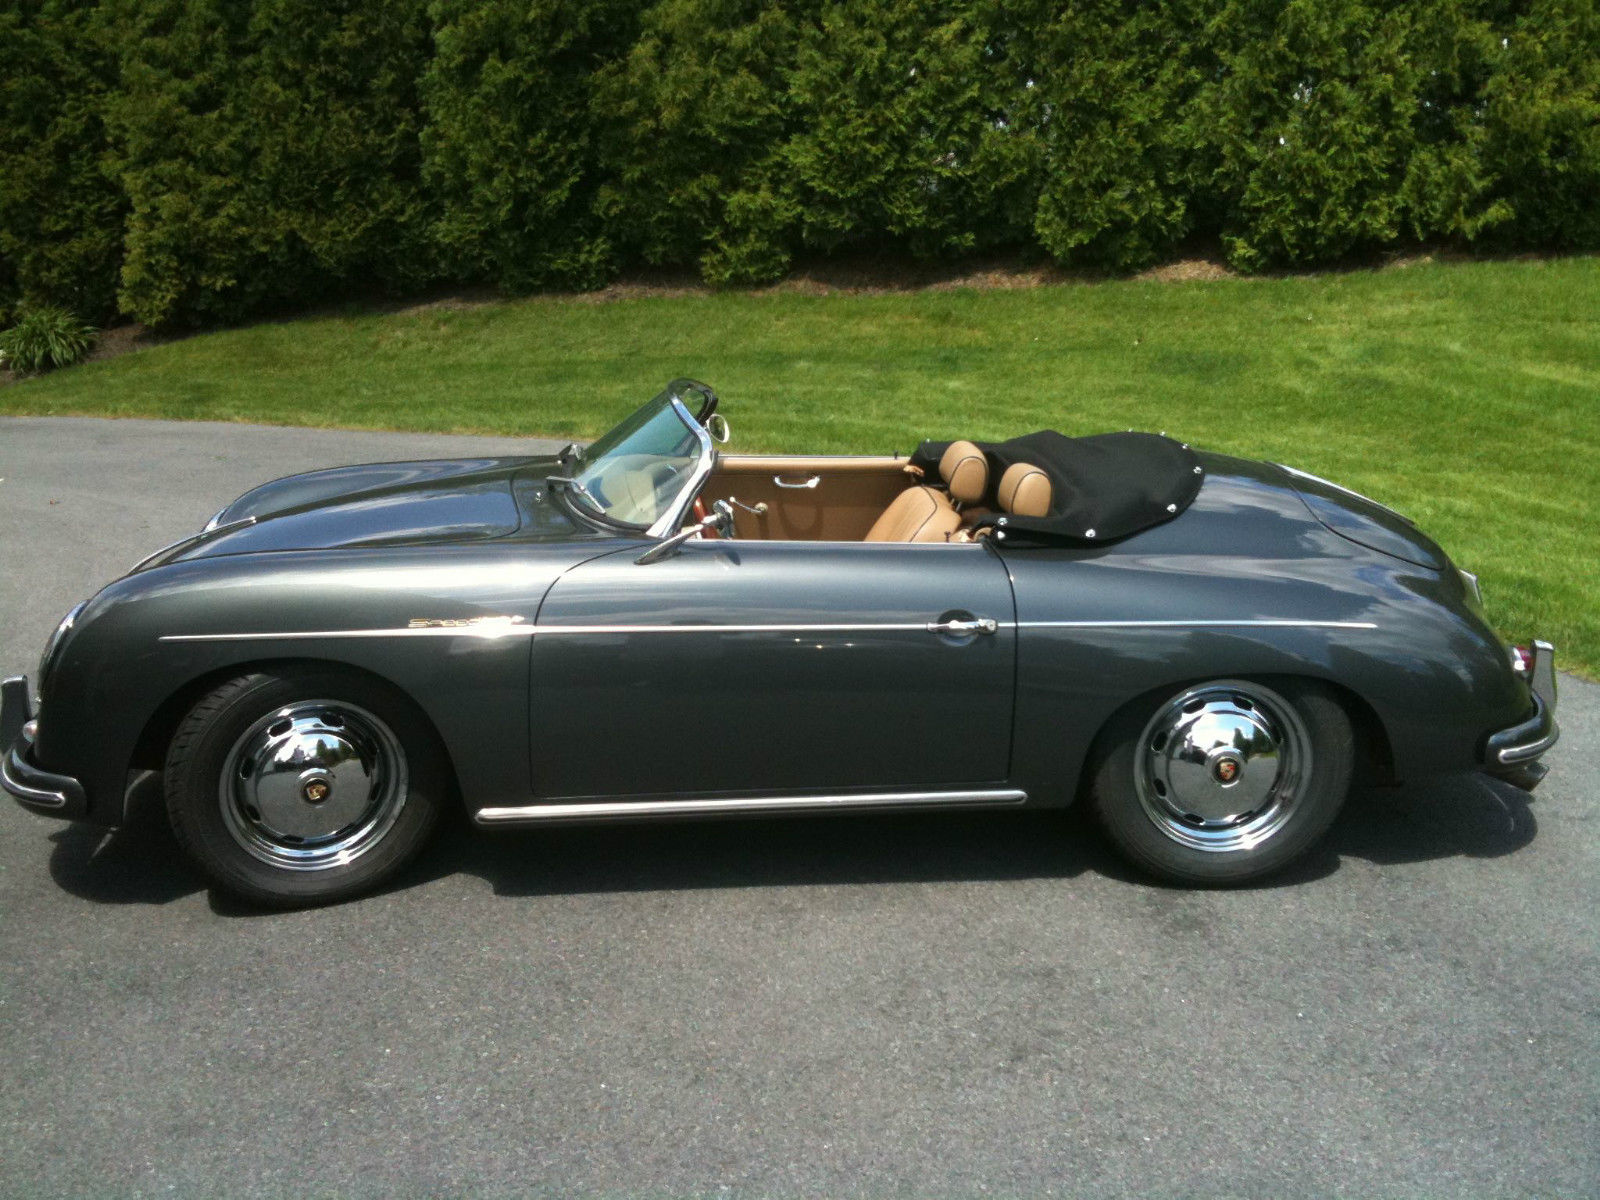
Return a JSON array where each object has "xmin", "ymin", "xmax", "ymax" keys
[{"xmin": 147, "ymin": 455, "xmax": 583, "ymax": 565}]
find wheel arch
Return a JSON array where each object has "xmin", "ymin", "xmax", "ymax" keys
[
  {"xmin": 1072, "ymin": 671, "xmax": 1398, "ymax": 801},
  {"xmin": 128, "ymin": 657, "xmax": 463, "ymax": 817}
]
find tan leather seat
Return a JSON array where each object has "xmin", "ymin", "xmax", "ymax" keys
[
  {"xmin": 862, "ymin": 485, "xmax": 960, "ymax": 542},
  {"xmin": 864, "ymin": 440, "xmax": 989, "ymax": 542},
  {"xmin": 996, "ymin": 462, "xmax": 1052, "ymax": 517}
]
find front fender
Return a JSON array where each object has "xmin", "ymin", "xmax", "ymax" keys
[{"xmin": 31, "ymin": 540, "xmax": 619, "ymax": 823}]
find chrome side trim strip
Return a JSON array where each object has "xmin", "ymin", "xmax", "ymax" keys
[
  {"xmin": 475, "ymin": 788, "xmax": 1028, "ymax": 824},
  {"xmin": 159, "ymin": 621, "xmax": 934, "ymax": 643},
  {"xmin": 530, "ymin": 621, "xmax": 934, "ymax": 635},
  {"xmin": 1020, "ymin": 619, "xmax": 1377, "ymax": 630},
  {"xmin": 161, "ymin": 625, "xmax": 540, "ymax": 643},
  {"xmin": 162, "ymin": 617, "xmax": 1376, "ymax": 643}
]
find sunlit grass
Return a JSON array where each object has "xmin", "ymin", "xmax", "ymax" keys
[{"xmin": 5, "ymin": 257, "xmax": 1597, "ymax": 675}]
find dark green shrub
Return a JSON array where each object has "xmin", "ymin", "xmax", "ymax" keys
[
  {"xmin": 7, "ymin": 0, "xmax": 1600, "ymax": 325},
  {"xmin": 1029, "ymin": 0, "xmax": 1212, "ymax": 271},
  {"xmin": 1396, "ymin": 3, "xmax": 1512, "ymax": 244},
  {"xmin": 598, "ymin": 0, "xmax": 1039, "ymax": 286},
  {"xmin": 0, "ymin": 0, "xmax": 125, "ymax": 324},
  {"xmin": 0, "ymin": 305, "xmax": 97, "ymax": 373},
  {"xmin": 593, "ymin": 0, "xmax": 805, "ymax": 281},
  {"xmin": 1193, "ymin": 0, "xmax": 1426, "ymax": 271},
  {"xmin": 423, "ymin": 0, "xmax": 638, "ymax": 293},
  {"xmin": 1477, "ymin": 0, "xmax": 1600, "ymax": 251},
  {"xmin": 103, "ymin": 0, "xmax": 433, "ymax": 328},
  {"xmin": 776, "ymin": 0, "xmax": 1038, "ymax": 263}
]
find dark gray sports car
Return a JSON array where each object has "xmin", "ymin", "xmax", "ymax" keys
[{"xmin": 2, "ymin": 379, "xmax": 1559, "ymax": 905}]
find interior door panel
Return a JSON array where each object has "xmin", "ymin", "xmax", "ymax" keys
[{"xmin": 697, "ymin": 456, "xmax": 912, "ymax": 541}]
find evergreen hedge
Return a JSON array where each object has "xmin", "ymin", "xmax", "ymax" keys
[{"xmin": 2, "ymin": 0, "xmax": 1595, "ymax": 329}]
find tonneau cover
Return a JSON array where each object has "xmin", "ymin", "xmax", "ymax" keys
[{"xmin": 911, "ymin": 430, "xmax": 1204, "ymax": 544}]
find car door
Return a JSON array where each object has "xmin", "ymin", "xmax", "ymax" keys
[{"xmin": 525, "ymin": 539, "xmax": 1016, "ymax": 799}]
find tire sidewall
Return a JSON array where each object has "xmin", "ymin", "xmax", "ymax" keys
[
  {"xmin": 166, "ymin": 669, "xmax": 446, "ymax": 906},
  {"xmin": 1090, "ymin": 678, "xmax": 1354, "ymax": 885}
]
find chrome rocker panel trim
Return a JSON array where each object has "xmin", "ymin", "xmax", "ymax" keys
[{"xmin": 475, "ymin": 788, "xmax": 1028, "ymax": 825}]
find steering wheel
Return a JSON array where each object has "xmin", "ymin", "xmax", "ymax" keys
[{"xmin": 692, "ymin": 497, "xmax": 722, "ymax": 538}]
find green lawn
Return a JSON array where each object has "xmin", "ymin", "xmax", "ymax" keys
[{"xmin": 5, "ymin": 257, "xmax": 1598, "ymax": 676}]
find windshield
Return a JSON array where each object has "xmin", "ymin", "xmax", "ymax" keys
[{"xmin": 564, "ymin": 384, "xmax": 710, "ymax": 530}]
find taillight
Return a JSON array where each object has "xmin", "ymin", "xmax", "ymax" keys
[{"xmin": 1510, "ymin": 645, "xmax": 1533, "ymax": 676}]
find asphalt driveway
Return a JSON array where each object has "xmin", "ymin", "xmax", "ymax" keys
[{"xmin": 1, "ymin": 416, "xmax": 1596, "ymax": 1197}]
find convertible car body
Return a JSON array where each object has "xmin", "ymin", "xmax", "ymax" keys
[{"xmin": 2, "ymin": 380, "xmax": 1559, "ymax": 904}]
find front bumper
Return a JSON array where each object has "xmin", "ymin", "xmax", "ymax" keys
[
  {"xmin": 1484, "ymin": 641, "xmax": 1560, "ymax": 792},
  {"xmin": 1, "ymin": 676, "xmax": 89, "ymax": 819}
]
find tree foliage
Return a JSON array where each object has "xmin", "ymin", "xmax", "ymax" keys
[
  {"xmin": 0, "ymin": 0, "xmax": 1594, "ymax": 328},
  {"xmin": 1029, "ymin": 0, "xmax": 1212, "ymax": 270},
  {"xmin": 0, "ymin": 0, "xmax": 124, "ymax": 323},
  {"xmin": 103, "ymin": 0, "xmax": 431, "ymax": 326},
  {"xmin": 423, "ymin": 0, "xmax": 636, "ymax": 293}
]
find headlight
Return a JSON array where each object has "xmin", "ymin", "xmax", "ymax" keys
[{"xmin": 37, "ymin": 601, "xmax": 87, "ymax": 697}]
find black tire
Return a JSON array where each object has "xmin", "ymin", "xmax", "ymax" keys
[
  {"xmin": 1088, "ymin": 677, "xmax": 1354, "ymax": 885},
  {"xmin": 164, "ymin": 667, "xmax": 448, "ymax": 907}
]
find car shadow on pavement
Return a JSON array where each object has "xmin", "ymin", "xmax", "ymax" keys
[
  {"xmin": 46, "ymin": 773, "xmax": 208, "ymax": 906},
  {"xmin": 40, "ymin": 769, "xmax": 1536, "ymax": 911},
  {"xmin": 1271, "ymin": 771, "xmax": 1539, "ymax": 886},
  {"xmin": 403, "ymin": 770, "xmax": 1537, "ymax": 900},
  {"xmin": 403, "ymin": 806, "xmax": 1137, "ymax": 900}
]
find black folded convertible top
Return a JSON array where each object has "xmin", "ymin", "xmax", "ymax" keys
[{"xmin": 911, "ymin": 430, "xmax": 1204, "ymax": 544}]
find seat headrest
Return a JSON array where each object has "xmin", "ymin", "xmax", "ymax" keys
[
  {"xmin": 938, "ymin": 440, "xmax": 988, "ymax": 504},
  {"xmin": 997, "ymin": 462, "xmax": 1051, "ymax": 517}
]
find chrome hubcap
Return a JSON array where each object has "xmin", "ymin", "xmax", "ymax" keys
[
  {"xmin": 1135, "ymin": 681, "xmax": 1310, "ymax": 852},
  {"xmin": 219, "ymin": 701, "xmax": 407, "ymax": 871}
]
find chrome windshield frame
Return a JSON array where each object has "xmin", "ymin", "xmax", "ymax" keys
[
  {"xmin": 642, "ymin": 394, "xmax": 714, "ymax": 540},
  {"xmin": 548, "ymin": 385, "xmax": 716, "ymax": 539}
]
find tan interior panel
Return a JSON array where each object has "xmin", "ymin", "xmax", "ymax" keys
[{"xmin": 700, "ymin": 456, "xmax": 914, "ymax": 541}]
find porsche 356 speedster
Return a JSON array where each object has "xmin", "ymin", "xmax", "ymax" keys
[{"xmin": 2, "ymin": 379, "xmax": 1558, "ymax": 905}]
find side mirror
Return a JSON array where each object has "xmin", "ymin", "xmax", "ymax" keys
[
  {"xmin": 706, "ymin": 413, "xmax": 731, "ymax": 444},
  {"xmin": 636, "ymin": 499, "xmax": 733, "ymax": 564}
]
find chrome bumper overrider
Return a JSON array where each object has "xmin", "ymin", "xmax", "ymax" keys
[
  {"xmin": 1, "ymin": 676, "xmax": 89, "ymax": 819},
  {"xmin": 1485, "ymin": 641, "xmax": 1559, "ymax": 791}
]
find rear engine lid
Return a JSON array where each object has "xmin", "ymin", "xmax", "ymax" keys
[{"xmin": 1277, "ymin": 464, "xmax": 1446, "ymax": 570}]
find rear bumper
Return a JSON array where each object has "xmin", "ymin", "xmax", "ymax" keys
[
  {"xmin": 1484, "ymin": 641, "xmax": 1559, "ymax": 792},
  {"xmin": 1, "ymin": 676, "xmax": 89, "ymax": 820}
]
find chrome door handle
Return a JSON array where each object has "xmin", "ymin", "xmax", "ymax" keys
[
  {"xmin": 926, "ymin": 617, "xmax": 998, "ymax": 636},
  {"xmin": 773, "ymin": 474, "xmax": 820, "ymax": 489}
]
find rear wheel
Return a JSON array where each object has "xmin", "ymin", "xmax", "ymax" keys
[
  {"xmin": 164, "ymin": 668, "xmax": 447, "ymax": 906},
  {"xmin": 1088, "ymin": 678, "xmax": 1354, "ymax": 885}
]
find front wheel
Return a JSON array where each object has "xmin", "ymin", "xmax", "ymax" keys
[
  {"xmin": 1088, "ymin": 678, "xmax": 1354, "ymax": 885},
  {"xmin": 164, "ymin": 668, "xmax": 448, "ymax": 906}
]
